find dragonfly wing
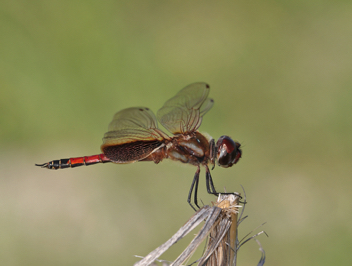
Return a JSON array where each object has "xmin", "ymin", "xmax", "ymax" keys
[
  {"xmin": 157, "ymin": 83, "xmax": 214, "ymax": 135},
  {"xmin": 101, "ymin": 107, "xmax": 168, "ymax": 163}
]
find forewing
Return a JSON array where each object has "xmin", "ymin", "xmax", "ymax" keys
[
  {"xmin": 157, "ymin": 82, "xmax": 214, "ymax": 134},
  {"xmin": 102, "ymin": 107, "xmax": 167, "ymax": 147}
]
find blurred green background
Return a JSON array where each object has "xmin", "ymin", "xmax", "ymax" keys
[{"xmin": 1, "ymin": 1, "xmax": 351, "ymax": 265}]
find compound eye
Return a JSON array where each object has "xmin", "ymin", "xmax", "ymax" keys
[
  {"xmin": 216, "ymin": 136, "xmax": 241, "ymax": 168},
  {"xmin": 218, "ymin": 147, "xmax": 232, "ymax": 167}
]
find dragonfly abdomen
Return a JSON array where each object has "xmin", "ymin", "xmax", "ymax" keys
[{"xmin": 36, "ymin": 154, "xmax": 111, "ymax": 170}]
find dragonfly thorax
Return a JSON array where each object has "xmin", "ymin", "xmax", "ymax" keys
[{"xmin": 166, "ymin": 132, "xmax": 211, "ymax": 166}]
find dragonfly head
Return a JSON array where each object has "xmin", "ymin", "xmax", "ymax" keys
[{"xmin": 215, "ymin": 136, "xmax": 242, "ymax": 168}]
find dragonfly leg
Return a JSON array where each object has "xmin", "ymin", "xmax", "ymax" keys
[
  {"xmin": 205, "ymin": 165, "xmax": 218, "ymax": 195},
  {"xmin": 187, "ymin": 165, "xmax": 200, "ymax": 211},
  {"xmin": 205, "ymin": 165, "xmax": 243, "ymax": 200}
]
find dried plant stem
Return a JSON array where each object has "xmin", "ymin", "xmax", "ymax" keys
[
  {"xmin": 198, "ymin": 194, "xmax": 239, "ymax": 266},
  {"xmin": 134, "ymin": 194, "xmax": 241, "ymax": 266}
]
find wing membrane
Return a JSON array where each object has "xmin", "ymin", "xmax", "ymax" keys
[
  {"xmin": 157, "ymin": 83, "xmax": 214, "ymax": 134},
  {"xmin": 102, "ymin": 107, "xmax": 168, "ymax": 147}
]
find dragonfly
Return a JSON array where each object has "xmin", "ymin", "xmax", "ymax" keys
[{"xmin": 36, "ymin": 83, "xmax": 242, "ymax": 210}]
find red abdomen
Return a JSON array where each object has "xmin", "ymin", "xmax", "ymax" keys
[{"xmin": 36, "ymin": 154, "xmax": 111, "ymax": 170}]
